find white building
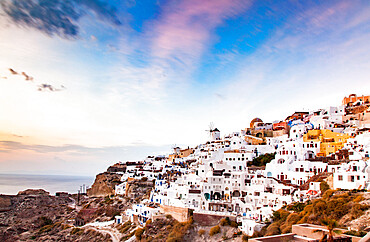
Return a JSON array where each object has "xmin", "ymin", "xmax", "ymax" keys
[{"xmin": 332, "ymin": 160, "xmax": 369, "ymax": 190}]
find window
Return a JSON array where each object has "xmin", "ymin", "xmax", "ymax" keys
[{"xmin": 338, "ymin": 175, "xmax": 343, "ymax": 181}]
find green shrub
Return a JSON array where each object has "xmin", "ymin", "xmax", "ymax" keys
[
  {"xmin": 198, "ymin": 229, "xmax": 206, "ymax": 236},
  {"xmin": 320, "ymin": 181, "xmax": 330, "ymax": 194},
  {"xmin": 353, "ymin": 195, "xmax": 364, "ymax": 203},
  {"xmin": 209, "ymin": 225, "xmax": 221, "ymax": 236},
  {"xmin": 287, "ymin": 202, "xmax": 305, "ymax": 213},
  {"xmin": 265, "ymin": 222, "xmax": 280, "ymax": 236},
  {"xmin": 242, "ymin": 234, "xmax": 249, "ymax": 241},
  {"xmin": 103, "ymin": 196, "xmax": 113, "ymax": 204},
  {"xmin": 166, "ymin": 218, "xmax": 193, "ymax": 242},
  {"xmin": 135, "ymin": 228, "xmax": 144, "ymax": 240},
  {"xmin": 230, "ymin": 221, "xmax": 238, "ymax": 228},
  {"xmin": 220, "ymin": 218, "xmax": 229, "ymax": 226},
  {"xmin": 322, "ymin": 189, "xmax": 334, "ymax": 199},
  {"xmin": 220, "ymin": 217, "xmax": 237, "ymax": 227},
  {"xmin": 119, "ymin": 223, "xmax": 132, "ymax": 234},
  {"xmin": 71, "ymin": 227, "xmax": 84, "ymax": 235},
  {"xmin": 250, "ymin": 153, "xmax": 276, "ymax": 166},
  {"xmin": 39, "ymin": 224, "xmax": 53, "ymax": 233},
  {"xmin": 38, "ymin": 216, "xmax": 53, "ymax": 227},
  {"xmin": 344, "ymin": 230, "xmax": 367, "ymax": 237}
]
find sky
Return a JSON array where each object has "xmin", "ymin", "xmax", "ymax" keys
[{"xmin": 0, "ymin": 0, "xmax": 369, "ymax": 176}]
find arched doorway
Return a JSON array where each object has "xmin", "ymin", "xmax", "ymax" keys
[
  {"xmin": 232, "ymin": 190, "xmax": 240, "ymax": 197},
  {"xmin": 213, "ymin": 192, "xmax": 221, "ymax": 200}
]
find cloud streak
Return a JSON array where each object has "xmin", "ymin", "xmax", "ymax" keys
[
  {"xmin": 0, "ymin": 0, "xmax": 121, "ymax": 39},
  {"xmin": 150, "ymin": 0, "xmax": 251, "ymax": 69},
  {"xmin": 0, "ymin": 139, "xmax": 172, "ymax": 175},
  {"xmin": 110, "ymin": 0, "xmax": 252, "ymax": 104}
]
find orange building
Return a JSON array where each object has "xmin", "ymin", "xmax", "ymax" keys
[
  {"xmin": 167, "ymin": 148, "xmax": 194, "ymax": 163},
  {"xmin": 250, "ymin": 117, "xmax": 263, "ymax": 128},
  {"xmin": 342, "ymin": 94, "xmax": 370, "ymax": 106},
  {"xmin": 244, "ymin": 135, "xmax": 264, "ymax": 145},
  {"xmin": 285, "ymin": 112, "xmax": 309, "ymax": 121},
  {"xmin": 273, "ymin": 121, "xmax": 288, "ymax": 131},
  {"xmin": 303, "ymin": 129, "xmax": 350, "ymax": 157},
  {"xmin": 179, "ymin": 148, "xmax": 194, "ymax": 158}
]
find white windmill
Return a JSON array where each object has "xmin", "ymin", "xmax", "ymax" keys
[{"xmin": 205, "ymin": 122, "xmax": 220, "ymax": 140}]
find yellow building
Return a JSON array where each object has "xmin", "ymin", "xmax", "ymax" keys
[
  {"xmin": 167, "ymin": 148, "xmax": 194, "ymax": 163},
  {"xmin": 303, "ymin": 129, "xmax": 350, "ymax": 157},
  {"xmin": 244, "ymin": 135, "xmax": 265, "ymax": 145}
]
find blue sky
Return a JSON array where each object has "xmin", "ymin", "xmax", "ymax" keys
[{"xmin": 0, "ymin": 0, "xmax": 369, "ymax": 175}]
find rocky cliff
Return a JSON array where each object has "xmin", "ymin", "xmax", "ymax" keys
[{"xmin": 87, "ymin": 172, "xmax": 122, "ymax": 197}]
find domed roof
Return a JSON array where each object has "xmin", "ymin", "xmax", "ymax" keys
[{"xmin": 250, "ymin": 117, "xmax": 263, "ymax": 128}]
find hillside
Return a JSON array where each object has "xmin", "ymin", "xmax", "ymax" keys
[{"xmin": 260, "ymin": 190, "xmax": 370, "ymax": 238}]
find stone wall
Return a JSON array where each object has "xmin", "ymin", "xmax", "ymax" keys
[
  {"xmin": 0, "ymin": 195, "xmax": 12, "ymax": 212},
  {"xmin": 192, "ymin": 212, "xmax": 236, "ymax": 226},
  {"xmin": 249, "ymin": 233, "xmax": 296, "ymax": 242},
  {"xmin": 159, "ymin": 205, "xmax": 190, "ymax": 222}
]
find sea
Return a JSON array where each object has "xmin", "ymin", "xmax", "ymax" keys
[{"xmin": 0, "ymin": 174, "xmax": 95, "ymax": 195}]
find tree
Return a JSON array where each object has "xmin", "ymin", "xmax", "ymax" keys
[
  {"xmin": 320, "ymin": 181, "xmax": 330, "ymax": 194},
  {"xmin": 135, "ymin": 228, "xmax": 144, "ymax": 240},
  {"xmin": 250, "ymin": 153, "xmax": 276, "ymax": 167},
  {"xmin": 314, "ymin": 219, "xmax": 341, "ymax": 242}
]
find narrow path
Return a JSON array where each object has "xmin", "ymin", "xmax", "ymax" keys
[
  {"xmin": 125, "ymin": 235, "xmax": 136, "ymax": 242},
  {"xmin": 82, "ymin": 221, "xmax": 121, "ymax": 242}
]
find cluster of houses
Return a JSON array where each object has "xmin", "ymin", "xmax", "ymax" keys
[{"xmin": 114, "ymin": 94, "xmax": 370, "ymax": 236}]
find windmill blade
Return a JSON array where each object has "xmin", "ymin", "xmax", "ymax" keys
[
  {"xmin": 209, "ymin": 122, "xmax": 214, "ymax": 131},
  {"xmin": 205, "ymin": 122, "xmax": 215, "ymax": 138}
]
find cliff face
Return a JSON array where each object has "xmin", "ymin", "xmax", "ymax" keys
[
  {"xmin": 17, "ymin": 189, "xmax": 50, "ymax": 196},
  {"xmin": 87, "ymin": 172, "xmax": 122, "ymax": 197},
  {"xmin": 125, "ymin": 178, "xmax": 154, "ymax": 201}
]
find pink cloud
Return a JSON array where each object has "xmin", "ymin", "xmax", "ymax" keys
[
  {"xmin": 296, "ymin": 1, "xmax": 353, "ymax": 30},
  {"xmin": 149, "ymin": 0, "xmax": 251, "ymax": 68}
]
